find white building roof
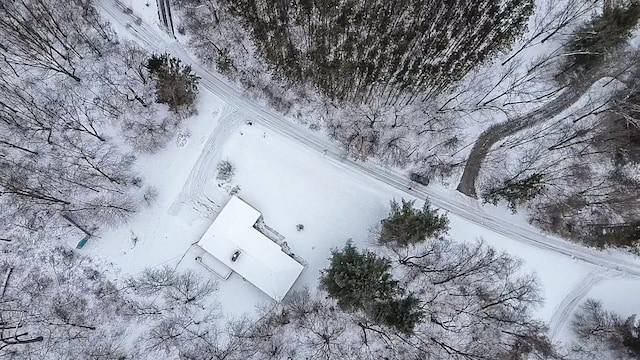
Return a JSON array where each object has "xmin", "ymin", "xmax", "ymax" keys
[{"xmin": 197, "ymin": 196, "xmax": 304, "ymax": 301}]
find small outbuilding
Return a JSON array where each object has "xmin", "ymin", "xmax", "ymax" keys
[{"xmin": 197, "ymin": 196, "xmax": 304, "ymax": 301}]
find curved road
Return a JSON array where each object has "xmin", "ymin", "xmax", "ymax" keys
[
  {"xmin": 456, "ymin": 87, "xmax": 582, "ymax": 197},
  {"xmin": 98, "ymin": 0, "xmax": 640, "ymax": 280},
  {"xmin": 456, "ymin": 72, "xmax": 607, "ymax": 197}
]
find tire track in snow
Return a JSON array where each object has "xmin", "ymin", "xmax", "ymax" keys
[
  {"xmin": 168, "ymin": 105, "xmax": 244, "ymax": 218},
  {"xmin": 549, "ymin": 270, "xmax": 623, "ymax": 341},
  {"xmin": 548, "ymin": 271, "xmax": 613, "ymax": 341}
]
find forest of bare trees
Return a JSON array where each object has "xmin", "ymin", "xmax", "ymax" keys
[
  {"xmin": 0, "ymin": 1, "xmax": 204, "ymax": 355},
  {"xmin": 569, "ymin": 299, "xmax": 640, "ymax": 360},
  {"xmin": 0, "ymin": 0, "xmax": 198, "ymax": 242},
  {"xmin": 0, "ymin": 247, "xmax": 224, "ymax": 359},
  {"xmin": 475, "ymin": 2, "xmax": 640, "ymax": 249}
]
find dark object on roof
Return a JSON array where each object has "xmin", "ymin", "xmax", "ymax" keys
[{"xmin": 409, "ymin": 173, "xmax": 430, "ymax": 186}]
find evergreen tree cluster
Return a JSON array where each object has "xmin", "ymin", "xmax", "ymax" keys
[
  {"xmin": 379, "ymin": 199, "xmax": 450, "ymax": 247},
  {"xmin": 218, "ymin": 0, "xmax": 534, "ymax": 105},
  {"xmin": 146, "ymin": 53, "xmax": 200, "ymax": 113},
  {"xmin": 559, "ymin": 2, "xmax": 640, "ymax": 81},
  {"xmin": 320, "ymin": 242, "xmax": 423, "ymax": 334},
  {"xmin": 482, "ymin": 173, "xmax": 547, "ymax": 213},
  {"xmin": 321, "ymin": 199, "xmax": 451, "ymax": 333},
  {"xmin": 317, "ymin": 200, "xmax": 553, "ymax": 357}
]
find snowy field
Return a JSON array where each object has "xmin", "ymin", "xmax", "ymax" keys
[{"xmin": 89, "ymin": 0, "xmax": 640, "ymax": 347}]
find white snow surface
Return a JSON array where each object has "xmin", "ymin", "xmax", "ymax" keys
[{"xmin": 90, "ymin": 0, "xmax": 640, "ymax": 346}]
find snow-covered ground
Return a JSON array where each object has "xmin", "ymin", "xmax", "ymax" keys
[
  {"xmin": 550, "ymin": 274, "xmax": 632, "ymax": 342},
  {"xmin": 92, "ymin": 0, "xmax": 640, "ymax": 347},
  {"xmin": 87, "ymin": 84, "xmax": 625, "ymax": 333},
  {"xmin": 88, "ymin": 88, "xmax": 410, "ymax": 316},
  {"xmin": 585, "ymin": 277, "xmax": 640, "ymax": 317},
  {"xmin": 120, "ymin": 0, "xmax": 157, "ymax": 24}
]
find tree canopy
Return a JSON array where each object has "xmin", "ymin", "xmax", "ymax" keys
[
  {"xmin": 571, "ymin": 299, "xmax": 640, "ymax": 359},
  {"xmin": 218, "ymin": 0, "xmax": 534, "ymax": 104},
  {"xmin": 320, "ymin": 242, "xmax": 423, "ymax": 334},
  {"xmin": 146, "ymin": 53, "xmax": 200, "ymax": 113},
  {"xmin": 482, "ymin": 173, "xmax": 547, "ymax": 213},
  {"xmin": 559, "ymin": 3, "xmax": 640, "ymax": 81},
  {"xmin": 320, "ymin": 242, "xmax": 399, "ymax": 311},
  {"xmin": 379, "ymin": 199, "xmax": 450, "ymax": 246}
]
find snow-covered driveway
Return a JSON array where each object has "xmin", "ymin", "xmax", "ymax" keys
[{"xmin": 168, "ymin": 104, "xmax": 244, "ymax": 219}]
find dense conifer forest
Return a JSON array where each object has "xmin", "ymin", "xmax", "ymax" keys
[{"xmin": 223, "ymin": 0, "xmax": 534, "ymax": 105}]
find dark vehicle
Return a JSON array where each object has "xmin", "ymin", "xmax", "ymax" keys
[
  {"xmin": 231, "ymin": 250, "xmax": 241, "ymax": 262},
  {"xmin": 409, "ymin": 172, "xmax": 430, "ymax": 186}
]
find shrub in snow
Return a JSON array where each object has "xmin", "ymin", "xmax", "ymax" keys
[
  {"xmin": 216, "ymin": 160, "xmax": 235, "ymax": 181},
  {"xmin": 143, "ymin": 186, "xmax": 159, "ymax": 206},
  {"xmin": 226, "ymin": 184, "xmax": 241, "ymax": 196}
]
